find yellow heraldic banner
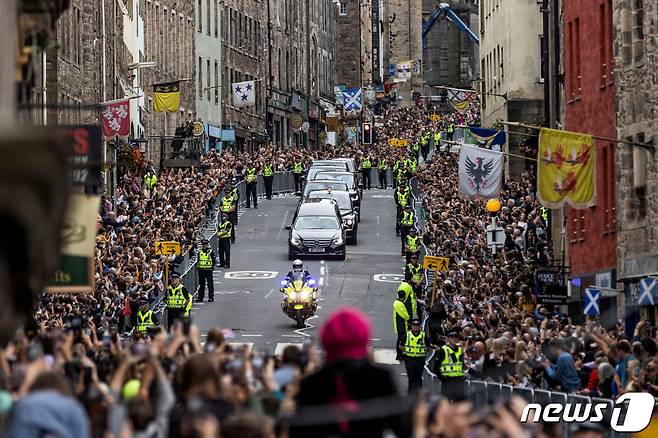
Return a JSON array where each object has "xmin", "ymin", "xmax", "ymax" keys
[
  {"xmin": 153, "ymin": 81, "xmax": 181, "ymax": 113},
  {"xmin": 537, "ymin": 128, "xmax": 596, "ymax": 209}
]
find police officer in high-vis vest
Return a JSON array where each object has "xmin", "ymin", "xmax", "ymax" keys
[
  {"xmin": 245, "ymin": 164, "xmax": 259, "ymax": 209},
  {"xmin": 447, "ymin": 123, "xmax": 455, "ymax": 141},
  {"xmin": 434, "ymin": 330, "xmax": 465, "ymax": 401},
  {"xmin": 165, "ymin": 273, "xmax": 191, "ymax": 329},
  {"xmin": 360, "ymin": 154, "xmax": 372, "ymax": 190},
  {"xmin": 394, "ymin": 184, "xmax": 411, "ymax": 236},
  {"xmin": 220, "ymin": 187, "xmax": 237, "ymax": 243},
  {"xmin": 397, "ymin": 280, "xmax": 417, "ymax": 321},
  {"xmin": 263, "ymin": 160, "xmax": 275, "ymax": 200},
  {"xmin": 136, "ymin": 299, "xmax": 158, "ymax": 336},
  {"xmin": 420, "ymin": 132, "xmax": 430, "ymax": 161},
  {"xmin": 405, "ymin": 252, "xmax": 425, "ymax": 297},
  {"xmin": 399, "ymin": 205, "xmax": 415, "ymax": 255},
  {"xmin": 404, "ymin": 228, "xmax": 421, "ymax": 263},
  {"xmin": 393, "ymin": 289, "xmax": 410, "ymax": 360},
  {"xmin": 292, "ymin": 159, "xmax": 304, "ymax": 194},
  {"xmin": 401, "ymin": 317, "xmax": 431, "ymax": 393},
  {"xmin": 217, "ymin": 212, "xmax": 233, "ymax": 268},
  {"xmin": 196, "ymin": 239, "xmax": 216, "ymax": 302},
  {"xmin": 433, "ymin": 131, "xmax": 441, "ymax": 151},
  {"xmin": 377, "ymin": 157, "xmax": 388, "ymax": 189}
]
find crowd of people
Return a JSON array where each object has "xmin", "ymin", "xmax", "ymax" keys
[{"xmin": 0, "ymin": 100, "xmax": 654, "ymax": 437}]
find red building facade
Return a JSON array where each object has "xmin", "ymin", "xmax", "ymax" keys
[{"xmin": 563, "ymin": 0, "xmax": 617, "ymax": 290}]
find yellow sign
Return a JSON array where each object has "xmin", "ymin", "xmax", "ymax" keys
[
  {"xmin": 428, "ymin": 114, "xmax": 440, "ymax": 122},
  {"xmin": 388, "ymin": 138, "xmax": 409, "ymax": 147},
  {"xmin": 423, "ymin": 255, "xmax": 449, "ymax": 272},
  {"xmin": 155, "ymin": 241, "xmax": 181, "ymax": 255},
  {"xmin": 537, "ymin": 128, "xmax": 595, "ymax": 209}
]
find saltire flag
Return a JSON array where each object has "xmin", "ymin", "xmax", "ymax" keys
[
  {"xmin": 447, "ymin": 88, "xmax": 472, "ymax": 111},
  {"xmin": 638, "ymin": 277, "xmax": 657, "ymax": 306},
  {"xmin": 458, "ymin": 144, "xmax": 504, "ymax": 198},
  {"xmin": 464, "ymin": 126, "xmax": 507, "ymax": 152},
  {"xmin": 101, "ymin": 98, "xmax": 130, "ymax": 138},
  {"xmin": 583, "ymin": 288, "xmax": 600, "ymax": 316},
  {"xmin": 412, "ymin": 60, "xmax": 422, "ymax": 75},
  {"xmin": 343, "ymin": 88, "xmax": 362, "ymax": 112},
  {"xmin": 153, "ymin": 81, "xmax": 181, "ymax": 113},
  {"xmin": 232, "ymin": 80, "xmax": 256, "ymax": 107},
  {"xmin": 538, "ymin": 128, "xmax": 596, "ymax": 209}
]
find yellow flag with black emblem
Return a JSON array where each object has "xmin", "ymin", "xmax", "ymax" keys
[{"xmin": 153, "ymin": 81, "xmax": 181, "ymax": 113}]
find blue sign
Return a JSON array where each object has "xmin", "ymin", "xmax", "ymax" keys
[
  {"xmin": 638, "ymin": 277, "xmax": 657, "ymax": 306},
  {"xmin": 221, "ymin": 129, "xmax": 236, "ymax": 143},
  {"xmin": 583, "ymin": 287, "xmax": 600, "ymax": 316},
  {"xmin": 389, "ymin": 64, "xmax": 395, "ymax": 76},
  {"xmin": 208, "ymin": 125, "xmax": 221, "ymax": 138}
]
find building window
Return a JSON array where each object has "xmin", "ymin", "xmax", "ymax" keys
[
  {"xmin": 632, "ymin": 134, "xmax": 647, "ymax": 220},
  {"xmin": 215, "ymin": 61, "xmax": 219, "ymax": 104},
  {"xmin": 339, "ymin": 2, "xmax": 347, "ymax": 16},
  {"xmin": 207, "ymin": 0, "xmax": 211, "ymax": 35},
  {"xmin": 539, "ymin": 34, "xmax": 545, "ymax": 83},
  {"xmin": 199, "ymin": 57, "xmax": 203, "ymax": 99},
  {"xmin": 632, "ymin": 0, "xmax": 644, "ymax": 63},
  {"xmin": 214, "ymin": 0, "xmax": 218, "ymax": 37},
  {"xmin": 599, "ymin": 3, "xmax": 606, "ymax": 87},
  {"xmin": 198, "ymin": 0, "xmax": 202, "ymax": 32}
]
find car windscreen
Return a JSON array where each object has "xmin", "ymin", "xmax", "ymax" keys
[
  {"xmin": 304, "ymin": 181, "xmax": 349, "ymax": 195},
  {"xmin": 307, "ymin": 167, "xmax": 342, "ymax": 181},
  {"xmin": 312, "ymin": 161, "xmax": 347, "ymax": 170},
  {"xmin": 307, "ymin": 192, "xmax": 351, "ymax": 211},
  {"xmin": 291, "ymin": 272, "xmax": 306, "ymax": 283},
  {"xmin": 315, "ymin": 172, "xmax": 355, "ymax": 188},
  {"xmin": 294, "ymin": 216, "xmax": 340, "ymax": 230}
]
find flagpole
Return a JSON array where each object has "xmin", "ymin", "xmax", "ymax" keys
[
  {"xmin": 99, "ymin": 95, "xmax": 143, "ymax": 106},
  {"xmin": 441, "ymin": 139, "xmax": 538, "ymax": 162},
  {"xmin": 502, "ymin": 121, "xmax": 655, "ymax": 153}
]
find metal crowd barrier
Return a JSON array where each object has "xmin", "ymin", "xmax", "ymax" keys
[{"xmin": 462, "ymin": 380, "xmax": 638, "ymax": 438}]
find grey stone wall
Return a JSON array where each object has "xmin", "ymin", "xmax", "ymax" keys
[{"xmin": 613, "ymin": 0, "xmax": 658, "ymax": 278}]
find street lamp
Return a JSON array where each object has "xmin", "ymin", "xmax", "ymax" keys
[{"xmin": 485, "ymin": 198, "xmax": 504, "ymax": 256}]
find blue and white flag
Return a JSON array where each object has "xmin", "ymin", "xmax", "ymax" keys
[
  {"xmin": 343, "ymin": 88, "xmax": 362, "ymax": 112},
  {"xmin": 232, "ymin": 81, "xmax": 256, "ymax": 107},
  {"xmin": 638, "ymin": 277, "xmax": 657, "ymax": 306},
  {"xmin": 389, "ymin": 64, "xmax": 395, "ymax": 76},
  {"xmin": 583, "ymin": 287, "xmax": 600, "ymax": 316}
]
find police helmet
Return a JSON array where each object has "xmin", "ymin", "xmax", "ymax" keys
[
  {"xmin": 292, "ymin": 259, "xmax": 303, "ymax": 272},
  {"xmin": 409, "ymin": 228, "xmax": 417, "ymax": 234},
  {"xmin": 410, "ymin": 317, "xmax": 421, "ymax": 325},
  {"xmin": 404, "ymin": 204, "xmax": 412, "ymax": 209},
  {"xmin": 201, "ymin": 238, "xmax": 209, "ymax": 245},
  {"xmin": 171, "ymin": 272, "xmax": 181, "ymax": 280}
]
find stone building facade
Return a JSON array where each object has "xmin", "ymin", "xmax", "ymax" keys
[
  {"xmin": 387, "ymin": 0, "xmax": 422, "ymax": 106},
  {"xmin": 335, "ymin": 0, "xmax": 373, "ymax": 89},
  {"xmin": 142, "ymin": 0, "xmax": 195, "ymax": 138},
  {"xmin": 422, "ymin": 0, "xmax": 479, "ymax": 89},
  {"xmin": 613, "ymin": 0, "xmax": 658, "ymax": 309}
]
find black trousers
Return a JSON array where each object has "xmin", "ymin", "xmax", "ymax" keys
[
  {"xmin": 293, "ymin": 174, "xmax": 303, "ymax": 193},
  {"xmin": 400, "ymin": 225, "xmax": 411, "ymax": 253},
  {"xmin": 246, "ymin": 182, "xmax": 258, "ymax": 208},
  {"xmin": 440, "ymin": 376, "xmax": 466, "ymax": 401},
  {"xmin": 404, "ymin": 356, "xmax": 426, "ymax": 393},
  {"xmin": 197, "ymin": 269, "xmax": 214, "ymax": 301},
  {"xmin": 264, "ymin": 175, "xmax": 273, "ymax": 199},
  {"xmin": 229, "ymin": 211, "xmax": 237, "ymax": 243},
  {"xmin": 218, "ymin": 238, "xmax": 231, "ymax": 267},
  {"xmin": 395, "ymin": 206, "xmax": 402, "ymax": 235},
  {"xmin": 378, "ymin": 170, "xmax": 387, "ymax": 188},
  {"xmin": 396, "ymin": 331, "xmax": 406, "ymax": 360},
  {"xmin": 166, "ymin": 308, "xmax": 185, "ymax": 329},
  {"xmin": 361, "ymin": 169, "xmax": 371, "ymax": 190}
]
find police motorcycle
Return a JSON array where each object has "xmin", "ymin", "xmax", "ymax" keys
[{"xmin": 280, "ymin": 272, "xmax": 319, "ymax": 328}]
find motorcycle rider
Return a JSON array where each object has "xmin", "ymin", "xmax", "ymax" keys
[{"xmin": 285, "ymin": 259, "xmax": 311, "ymax": 283}]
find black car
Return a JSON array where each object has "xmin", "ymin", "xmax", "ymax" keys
[
  {"xmin": 306, "ymin": 189, "xmax": 358, "ymax": 244},
  {"xmin": 313, "ymin": 171, "xmax": 362, "ymax": 212},
  {"xmin": 286, "ymin": 199, "xmax": 346, "ymax": 260}
]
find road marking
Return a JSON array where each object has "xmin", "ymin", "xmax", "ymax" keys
[
  {"xmin": 264, "ymin": 288, "xmax": 275, "ymax": 299},
  {"xmin": 275, "ymin": 342, "xmax": 303, "ymax": 356},
  {"xmin": 373, "ymin": 348, "xmax": 400, "ymax": 365},
  {"xmin": 376, "ymin": 232, "xmax": 380, "ymax": 237},
  {"xmin": 214, "ymin": 290, "xmax": 251, "ymax": 295},
  {"xmin": 377, "ymin": 216, "xmax": 381, "ymax": 224},
  {"xmin": 319, "ymin": 277, "xmax": 324, "ymax": 286},
  {"xmin": 373, "ymin": 274, "xmax": 405, "ymax": 283},
  {"xmin": 225, "ymin": 271, "xmax": 278, "ymax": 279},
  {"xmin": 244, "ymin": 249, "xmax": 264, "ymax": 252},
  {"xmin": 320, "ymin": 266, "xmax": 325, "ymax": 275},
  {"xmin": 241, "ymin": 334, "xmax": 263, "ymax": 338},
  {"xmin": 281, "ymin": 334, "xmax": 303, "ymax": 338}
]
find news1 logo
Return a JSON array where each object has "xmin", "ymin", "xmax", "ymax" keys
[{"xmin": 520, "ymin": 392, "xmax": 655, "ymax": 432}]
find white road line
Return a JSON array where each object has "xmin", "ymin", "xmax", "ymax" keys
[
  {"xmin": 376, "ymin": 232, "xmax": 380, "ymax": 237},
  {"xmin": 275, "ymin": 342, "xmax": 303, "ymax": 356},
  {"xmin": 320, "ymin": 260, "xmax": 325, "ymax": 264},
  {"xmin": 373, "ymin": 348, "xmax": 400, "ymax": 365},
  {"xmin": 281, "ymin": 334, "xmax": 303, "ymax": 338},
  {"xmin": 241, "ymin": 334, "xmax": 263, "ymax": 337},
  {"xmin": 319, "ymin": 277, "xmax": 324, "ymax": 286},
  {"xmin": 320, "ymin": 266, "xmax": 325, "ymax": 275},
  {"xmin": 264, "ymin": 288, "xmax": 275, "ymax": 299},
  {"xmin": 377, "ymin": 216, "xmax": 381, "ymax": 225}
]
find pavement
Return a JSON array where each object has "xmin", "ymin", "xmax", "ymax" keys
[{"xmin": 187, "ymin": 186, "xmax": 412, "ymax": 382}]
